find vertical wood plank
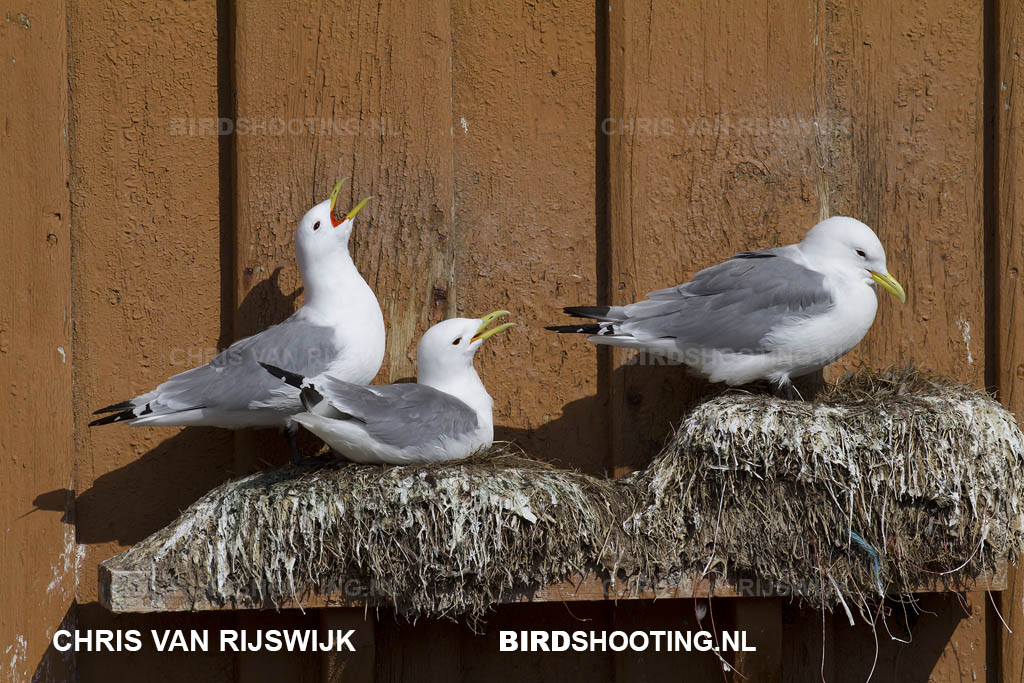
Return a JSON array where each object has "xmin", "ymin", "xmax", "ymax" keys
[
  {"xmin": 821, "ymin": 3, "xmax": 989, "ymax": 677},
  {"xmin": 605, "ymin": 4, "xmax": 823, "ymax": 677},
  {"xmin": 607, "ymin": 1, "xmax": 988, "ymax": 680},
  {"xmin": 451, "ymin": 0, "xmax": 607, "ymax": 473},
  {"xmin": 320, "ymin": 608, "xmax": 375, "ymax": 683},
  {"xmin": 731, "ymin": 598, "xmax": 782, "ymax": 683},
  {"xmin": 0, "ymin": 2, "xmax": 74, "ymax": 681},
  {"xmin": 996, "ymin": 0, "xmax": 1024, "ymax": 680},
  {"xmin": 232, "ymin": 0, "xmax": 456, "ymax": 470},
  {"xmin": 374, "ymin": 616, "xmax": 463, "ymax": 683},
  {"xmin": 606, "ymin": 0, "xmax": 825, "ymax": 474},
  {"xmin": 823, "ymin": 0, "xmax": 986, "ymax": 386},
  {"xmin": 233, "ymin": 610, "xmax": 320, "ymax": 683},
  {"xmin": 231, "ymin": 1, "xmax": 456, "ymax": 678},
  {"xmin": 784, "ymin": 594, "xmax": 986, "ymax": 682},
  {"xmin": 611, "ymin": 600, "xmax": 723, "ymax": 681},
  {"xmin": 67, "ymin": 2, "xmax": 233, "ymax": 681}
]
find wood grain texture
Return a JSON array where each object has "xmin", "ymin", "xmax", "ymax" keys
[
  {"xmin": 17, "ymin": 1, "xmax": 1007, "ymax": 680},
  {"xmin": 822, "ymin": 0, "xmax": 986, "ymax": 385},
  {"xmin": 783, "ymin": 593, "xmax": 989, "ymax": 682},
  {"xmin": 67, "ymin": 1, "xmax": 233, "ymax": 681},
  {"xmin": 0, "ymin": 2, "xmax": 74, "ymax": 681},
  {"xmin": 231, "ymin": 0, "xmax": 456, "ymax": 470},
  {"xmin": 819, "ymin": 3, "xmax": 990, "ymax": 679},
  {"xmin": 605, "ymin": 2, "xmax": 990, "ymax": 681},
  {"xmin": 320, "ymin": 608, "xmax": 375, "ymax": 683},
  {"xmin": 452, "ymin": 0, "xmax": 607, "ymax": 474},
  {"xmin": 230, "ymin": 3, "xmax": 455, "ymax": 677},
  {"xmin": 730, "ymin": 598, "xmax": 782, "ymax": 683},
  {"xmin": 997, "ymin": 1, "xmax": 1024, "ymax": 681},
  {"xmin": 606, "ymin": 0, "xmax": 825, "ymax": 474},
  {"xmin": 69, "ymin": 0, "xmax": 230, "ymax": 596},
  {"xmin": 233, "ymin": 610, "xmax": 321, "ymax": 683}
]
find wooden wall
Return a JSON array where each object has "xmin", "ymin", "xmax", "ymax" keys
[
  {"xmin": 1, "ymin": 2, "xmax": 75, "ymax": 682},
  {"xmin": 2, "ymin": 0, "xmax": 1017, "ymax": 681}
]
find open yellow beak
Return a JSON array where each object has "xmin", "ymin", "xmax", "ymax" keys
[
  {"xmin": 328, "ymin": 179, "xmax": 372, "ymax": 227},
  {"xmin": 344, "ymin": 196, "xmax": 373, "ymax": 222},
  {"xmin": 328, "ymin": 178, "xmax": 348, "ymax": 225},
  {"xmin": 472, "ymin": 310, "xmax": 514, "ymax": 342},
  {"xmin": 870, "ymin": 271, "xmax": 907, "ymax": 303}
]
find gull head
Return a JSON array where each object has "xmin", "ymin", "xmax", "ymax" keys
[
  {"xmin": 799, "ymin": 216, "xmax": 906, "ymax": 303},
  {"xmin": 294, "ymin": 178, "xmax": 373, "ymax": 271},
  {"xmin": 416, "ymin": 312, "xmax": 514, "ymax": 384}
]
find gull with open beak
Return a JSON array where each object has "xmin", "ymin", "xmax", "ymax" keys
[
  {"xmin": 91, "ymin": 179, "xmax": 385, "ymax": 460},
  {"xmin": 262, "ymin": 312, "xmax": 514, "ymax": 464}
]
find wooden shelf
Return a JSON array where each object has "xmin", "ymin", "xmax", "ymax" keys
[{"xmin": 99, "ymin": 555, "xmax": 1008, "ymax": 614}]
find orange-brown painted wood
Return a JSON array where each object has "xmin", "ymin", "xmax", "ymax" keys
[
  {"xmin": 0, "ymin": 2, "xmax": 74, "ymax": 681},
  {"xmin": 66, "ymin": 1, "xmax": 234, "ymax": 681},
  {"xmin": 996, "ymin": 1, "xmax": 1024, "ymax": 681},
  {"xmin": 451, "ymin": 0, "xmax": 609, "ymax": 475},
  {"xmin": 4, "ymin": 0, "xmax": 1009, "ymax": 680}
]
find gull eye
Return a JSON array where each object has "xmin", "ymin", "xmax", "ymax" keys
[
  {"xmin": 452, "ymin": 337, "xmax": 462, "ymax": 346},
  {"xmin": 313, "ymin": 221, "xmax": 321, "ymax": 231},
  {"xmin": 855, "ymin": 249, "xmax": 866, "ymax": 258}
]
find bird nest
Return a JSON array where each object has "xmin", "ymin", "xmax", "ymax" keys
[
  {"xmin": 625, "ymin": 367, "xmax": 1024, "ymax": 620},
  {"xmin": 104, "ymin": 448, "xmax": 634, "ymax": 620},
  {"xmin": 102, "ymin": 368, "xmax": 1024, "ymax": 622}
]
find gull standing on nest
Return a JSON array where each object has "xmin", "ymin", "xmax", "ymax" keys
[
  {"xmin": 90, "ymin": 179, "xmax": 385, "ymax": 459},
  {"xmin": 262, "ymin": 311, "xmax": 514, "ymax": 464},
  {"xmin": 548, "ymin": 217, "xmax": 906, "ymax": 398}
]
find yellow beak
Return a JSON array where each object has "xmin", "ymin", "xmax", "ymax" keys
[
  {"xmin": 870, "ymin": 271, "xmax": 907, "ymax": 303},
  {"xmin": 344, "ymin": 196, "xmax": 373, "ymax": 222},
  {"xmin": 328, "ymin": 178, "xmax": 348, "ymax": 217},
  {"xmin": 472, "ymin": 310, "xmax": 515, "ymax": 342}
]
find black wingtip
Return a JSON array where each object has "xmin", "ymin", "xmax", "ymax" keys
[
  {"xmin": 92, "ymin": 400, "xmax": 133, "ymax": 415},
  {"xmin": 299, "ymin": 386, "xmax": 324, "ymax": 412},
  {"xmin": 89, "ymin": 407, "xmax": 136, "ymax": 426},
  {"xmin": 563, "ymin": 305, "xmax": 611, "ymax": 319},
  {"xmin": 259, "ymin": 362, "xmax": 306, "ymax": 389},
  {"xmin": 546, "ymin": 323, "xmax": 604, "ymax": 334}
]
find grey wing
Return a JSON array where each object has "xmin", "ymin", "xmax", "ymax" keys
[
  {"xmin": 143, "ymin": 313, "xmax": 341, "ymax": 414},
  {"xmin": 316, "ymin": 378, "xmax": 479, "ymax": 450},
  {"xmin": 620, "ymin": 249, "xmax": 833, "ymax": 353}
]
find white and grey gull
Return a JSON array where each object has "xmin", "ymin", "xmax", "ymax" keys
[
  {"xmin": 90, "ymin": 179, "xmax": 384, "ymax": 458},
  {"xmin": 261, "ymin": 311, "xmax": 514, "ymax": 464},
  {"xmin": 548, "ymin": 217, "xmax": 906, "ymax": 397}
]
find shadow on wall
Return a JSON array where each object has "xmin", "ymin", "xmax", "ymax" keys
[
  {"xmin": 28, "ymin": 606, "xmax": 76, "ymax": 683},
  {"xmin": 35, "ymin": 428, "xmax": 235, "ymax": 546},
  {"xmin": 782, "ymin": 593, "xmax": 975, "ymax": 681},
  {"xmin": 32, "ymin": 270, "xmax": 306, "ymax": 547},
  {"xmin": 496, "ymin": 361, "xmax": 719, "ymax": 476},
  {"xmin": 37, "ymin": 270, "xmax": 738, "ymax": 549}
]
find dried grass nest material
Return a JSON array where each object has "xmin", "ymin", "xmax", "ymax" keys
[
  {"xmin": 112, "ymin": 448, "xmax": 635, "ymax": 619},
  {"xmin": 626, "ymin": 367, "xmax": 1024, "ymax": 618},
  {"xmin": 107, "ymin": 367, "xmax": 1024, "ymax": 621}
]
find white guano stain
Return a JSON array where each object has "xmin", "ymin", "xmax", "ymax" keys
[
  {"xmin": 56, "ymin": 347, "xmax": 66, "ymax": 364},
  {"xmin": 4, "ymin": 635, "xmax": 27, "ymax": 683},
  {"xmin": 957, "ymin": 318, "xmax": 973, "ymax": 364},
  {"xmin": 459, "ymin": 117, "xmax": 468, "ymax": 134},
  {"xmin": 46, "ymin": 523, "xmax": 81, "ymax": 596}
]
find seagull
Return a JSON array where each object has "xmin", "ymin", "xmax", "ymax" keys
[
  {"xmin": 260, "ymin": 311, "xmax": 514, "ymax": 465},
  {"xmin": 547, "ymin": 217, "xmax": 905, "ymax": 398},
  {"xmin": 90, "ymin": 179, "xmax": 386, "ymax": 458}
]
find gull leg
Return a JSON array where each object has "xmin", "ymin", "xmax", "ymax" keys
[
  {"xmin": 782, "ymin": 380, "xmax": 795, "ymax": 401},
  {"xmin": 285, "ymin": 423, "xmax": 301, "ymax": 464}
]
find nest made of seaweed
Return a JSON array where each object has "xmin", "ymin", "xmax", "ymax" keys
[
  {"xmin": 114, "ymin": 447, "xmax": 635, "ymax": 620},
  {"xmin": 109, "ymin": 367, "xmax": 1024, "ymax": 622},
  {"xmin": 626, "ymin": 367, "xmax": 1024, "ymax": 619}
]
